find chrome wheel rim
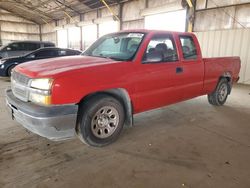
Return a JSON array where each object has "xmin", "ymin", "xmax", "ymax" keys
[
  {"xmin": 91, "ymin": 106, "xmax": 119, "ymax": 139},
  {"xmin": 218, "ymin": 83, "xmax": 228, "ymax": 102}
]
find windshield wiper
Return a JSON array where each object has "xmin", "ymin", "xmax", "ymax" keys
[
  {"xmin": 82, "ymin": 54, "xmax": 125, "ymax": 61},
  {"xmin": 97, "ymin": 54, "xmax": 125, "ymax": 61},
  {"xmin": 105, "ymin": 56, "xmax": 125, "ymax": 61}
]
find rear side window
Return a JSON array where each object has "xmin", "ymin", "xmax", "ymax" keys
[
  {"xmin": 23, "ymin": 43, "xmax": 40, "ymax": 51},
  {"xmin": 66, "ymin": 50, "xmax": 80, "ymax": 56},
  {"xmin": 179, "ymin": 36, "xmax": 197, "ymax": 60},
  {"xmin": 58, "ymin": 50, "xmax": 67, "ymax": 56},
  {"xmin": 44, "ymin": 43, "xmax": 55, "ymax": 47},
  {"xmin": 34, "ymin": 50, "xmax": 57, "ymax": 58}
]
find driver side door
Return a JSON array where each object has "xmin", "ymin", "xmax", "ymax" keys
[{"xmin": 134, "ymin": 34, "xmax": 184, "ymax": 112}]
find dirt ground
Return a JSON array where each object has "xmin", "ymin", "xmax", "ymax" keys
[{"xmin": 0, "ymin": 78, "xmax": 250, "ymax": 188}]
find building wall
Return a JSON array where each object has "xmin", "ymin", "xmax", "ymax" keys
[
  {"xmin": 194, "ymin": 0, "xmax": 250, "ymax": 31},
  {"xmin": 194, "ymin": 0, "xmax": 250, "ymax": 84},
  {"xmin": 41, "ymin": 22, "xmax": 56, "ymax": 44},
  {"xmin": 0, "ymin": 9, "xmax": 40, "ymax": 46},
  {"xmin": 42, "ymin": 0, "xmax": 183, "ymax": 49},
  {"xmin": 122, "ymin": 0, "xmax": 145, "ymax": 29}
]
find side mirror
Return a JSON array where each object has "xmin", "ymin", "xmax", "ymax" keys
[{"xmin": 143, "ymin": 51, "xmax": 163, "ymax": 63}]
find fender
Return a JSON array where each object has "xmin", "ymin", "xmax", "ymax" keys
[
  {"xmin": 78, "ymin": 88, "xmax": 133, "ymax": 127},
  {"xmin": 221, "ymin": 72, "xmax": 232, "ymax": 94}
]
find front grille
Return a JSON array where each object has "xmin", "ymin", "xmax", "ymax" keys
[
  {"xmin": 12, "ymin": 71, "xmax": 30, "ymax": 85},
  {"xmin": 11, "ymin": 71, "xmax": 30, "ymax": 102}
]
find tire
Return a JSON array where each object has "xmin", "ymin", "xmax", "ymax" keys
[
  {"xmin": 7, "ymin": 65, "xmax": 16, "ymax": 77},
  {"xmin": 207, "ymin": 78, "xmax": 230, "ymax": 106},
  {"xmin": 76, "ymin": 94, "xmax": 125, "ymax": 147}
]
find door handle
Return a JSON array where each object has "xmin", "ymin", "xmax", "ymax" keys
[{"xmin": 176, "ymin": 67, "xmax": 183, "ymax": 74}]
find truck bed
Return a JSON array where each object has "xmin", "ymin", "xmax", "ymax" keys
[{"xmin": 203, "ymin": 57, "xmax": 241, "ymax": 94}]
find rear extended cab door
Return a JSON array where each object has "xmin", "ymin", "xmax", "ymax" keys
[{"xmin": 174, "ymin": 33, "xmax": 204, "ymax": 100}]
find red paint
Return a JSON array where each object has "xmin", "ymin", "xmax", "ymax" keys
[{"xmin": 15, "ymin": 30, "xmax": 241, "ymax": 114}]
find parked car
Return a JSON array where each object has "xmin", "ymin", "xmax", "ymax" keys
[
  {"xmin": 0, "ymin": 40, "xmax": 55, "ymax": 59},
  {"xmin": 0, "ymin": 47, "xmax": 82, "ymax": 77},
  {"xmin": 6, "ymin": 30, "xmax": 240, "ymax": 147}
]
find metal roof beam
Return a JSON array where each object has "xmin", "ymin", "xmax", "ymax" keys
[
  {"xmin": 0, "ymin": 5, "xmax": 40, "ymax": 24},
  {"xmin": 12, "ymin": 0, "xmax": 55, "ymax": 21},
  {"xmin": 54, "ymin": 0, "xmax": 81, "ymax": 15}
]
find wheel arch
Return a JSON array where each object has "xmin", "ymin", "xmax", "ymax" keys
[
  {"xmin": 7, "ymin": 63, "xmax": 18, "ymax": 76},
  {"xmin": 77, "ymin": 88, "xmax": 134, "ymax": 128},
  {"xmin": 219, "ymin": 72, "xmax": 232, "ymax": 94}
]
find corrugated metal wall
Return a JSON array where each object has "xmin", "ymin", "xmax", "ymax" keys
[
  {"xmin": 195, "ymin": 29, "xmax": 250, "ymax": 84},
  {"xmin": 0, "ymin": 9, "xmax": 40, "ymax": 45}
]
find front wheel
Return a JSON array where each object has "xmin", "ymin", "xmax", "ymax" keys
[
  {"xmin": 77, "ymin": 94, "xmax": 125, "ymax": 147},
  {"xmin": 208, "ymin": 78, "xmax": 230, "ymax": 106}
]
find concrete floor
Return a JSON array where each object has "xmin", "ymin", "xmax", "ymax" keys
[{"xmin": 0, "ymin": 78, "xmax": 250, "ymax": 188}]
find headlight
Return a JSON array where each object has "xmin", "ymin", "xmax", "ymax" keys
[
  {"xmin": 0, "ymin": 60, "xmax": 6, "ymax": 68},
  {"xmin": 30, "ymin": 78, "xmax": 53, "ymax": 90},
  {"xmin": 29, "ymin": 78, "xmax": 53, "ymax": 105},
  {"xmin": 0, "ymin": 59, "xmax": 6, "ymax": 64},
  {"xmin": 29, "ymin": 92, "xmax": 51, "ymax": 105}
]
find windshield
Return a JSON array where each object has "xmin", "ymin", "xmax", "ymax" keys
[
  {"xmin": 83, "ymin": 32, "xmax": 145, "ymax": 61},
  {"xmin": 23, "ymin": 49, "xmax": 38, "ymax": 57}
]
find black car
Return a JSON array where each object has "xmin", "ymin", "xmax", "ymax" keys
[
  {"xmin": 0, "ymin": 47, "xmax": 82, "ymax": 77},
  {"xmin": 0, "ymin": 40, "xmax": 55, "ymax": 59}
]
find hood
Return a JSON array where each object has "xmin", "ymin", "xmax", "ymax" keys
[
  {"xmin": 15, "ymin": 55, "xmax": 119, "ymax": 78},
  {"xmin": 0, "ymin": 56, "xmax": 24, "ymax": 66},
  {"xmin": 1, "ymin": 56, "xmax": 24, "ymax": 64}
]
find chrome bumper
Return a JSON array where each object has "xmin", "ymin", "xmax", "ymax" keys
[{"xmin": 6, "ymin": 89, "xmax": 78, "ymax": 141}]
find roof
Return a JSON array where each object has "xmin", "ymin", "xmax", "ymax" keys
[
  {"xmin": 111, "ymin": 29, "xmax": 192, "ymax": 35},
  {"xmin": 0, "ymin": 0, "xmax": 129, "ymax": 24},
  {"xmin": 7, "ymin": 40, "xmax": 55, "ymax": 44},
  {"xmin": 32, "ymin": 47, "xmax": 82, "ymax": 52}
]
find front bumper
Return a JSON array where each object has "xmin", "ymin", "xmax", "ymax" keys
[{"xmin": 6, "ymin": 89, "xmax": 78, "ymax": 141}]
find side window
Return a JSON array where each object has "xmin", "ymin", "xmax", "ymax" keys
[
  {"xmin": 179, "ymin": 36, "xmax": 197, "ymax": 60},
  {"xmin": 23, "ymin": 43, "xmax": 40, "ymax": 51},
  {"xmin": 34, "ymin": 50, "xmax": 56, "ymax": 58},
  {"xmin": 58, "ymin": 50, "xmax": 67, "ymax": 56},
  {"xmin": 143, "ymin": 35, "xmax": 178, "ymax": 63},
  {"xmin": 5, "ymin": 43, "xmax": 22, "ymax": 51},
  {"xmin": 44, "ymin": 43, "xmax": 55, "ymax": 47},
  {"xmin": 66, "ymin": 50, "xmax": 80, "ymax": 56}
]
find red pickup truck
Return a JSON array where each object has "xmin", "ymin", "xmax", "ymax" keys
[{"xmin": 6, "ymin": 30, "xmax": 240, "ymax": 147}]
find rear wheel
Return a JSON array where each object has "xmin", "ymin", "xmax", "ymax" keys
[
  {"xmin": 76, "ymin": 94, "xmax": 125, "ymax": 147},
  {"xmin": 208, "ymin": 78, "xmax": 230, "ymax": 106}
]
